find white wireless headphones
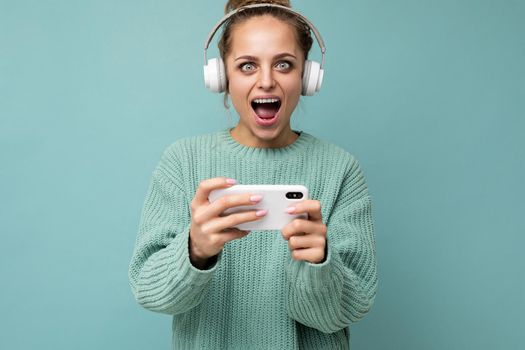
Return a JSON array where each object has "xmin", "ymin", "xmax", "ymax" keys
[{"xmin": 203, "ymin": 3, "xmax": 326, "ymax": 96}]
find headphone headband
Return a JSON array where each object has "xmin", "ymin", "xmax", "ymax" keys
[{"xmin": 203, "ymin": 3, "xmax": 326, "ymax": 68}]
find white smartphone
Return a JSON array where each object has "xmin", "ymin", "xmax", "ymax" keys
[{"xmin": 208, "ymin": 185, "xmax": 309, "ymax": 231}]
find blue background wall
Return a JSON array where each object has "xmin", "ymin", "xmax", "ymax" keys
[{"xmin": 1, "ymin": 0, "xmax": 523, "ymax": 349}]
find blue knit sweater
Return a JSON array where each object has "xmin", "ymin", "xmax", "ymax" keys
[{"xmin": 129, "ymin": 129, "xmax": 378, "ymax": 349}]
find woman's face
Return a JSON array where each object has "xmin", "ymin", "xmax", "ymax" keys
[{"xmin": 225, "ymin": 15, "xmax": 303, "ymax": 148}]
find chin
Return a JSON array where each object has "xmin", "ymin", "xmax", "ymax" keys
[
  {"xmin": 252, "ymin": 127, "xmax": 282, "ymax": 140},
  {"xmin": 251, "ymin": 120, "xmax": 295, "ymax": 146}
]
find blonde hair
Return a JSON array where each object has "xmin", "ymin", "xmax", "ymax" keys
[
  {"xmin": 218, "ymin": 0, "xmax": 313, "ymax": 107},
  {"xmin": 224, "ymin": 0, "xmax": 291, "ymax": 13}
]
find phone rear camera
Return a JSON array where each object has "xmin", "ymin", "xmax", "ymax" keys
[{"xmin": 286, "ymin": 192, "xmax": 303, "ymax": 199}]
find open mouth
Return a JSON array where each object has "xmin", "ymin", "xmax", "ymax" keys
[{"xmin": 251, "ymin": 97, "xmax": 282, "ymax": 120}]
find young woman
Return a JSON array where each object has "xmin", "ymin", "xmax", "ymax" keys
[{"xmin": 129, "ymin": 1, "xmax": 378, "ymax": 348}]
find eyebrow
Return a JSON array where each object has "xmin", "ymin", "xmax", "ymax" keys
[{"xmin": 234, "ymin": 52, "xmax": 297, "ymax": 61}]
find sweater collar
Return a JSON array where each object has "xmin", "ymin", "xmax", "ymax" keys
[{"xmin": 216, "ymin": 128, "xmax": 312, "ymax": 160}]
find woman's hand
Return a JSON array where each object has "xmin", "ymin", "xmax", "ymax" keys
[
  {"xmin": 189, "ymin": 177, "xmax": 266, "ymax": 269},
  {"xmin": 281, "ymin": 200, "xmax": 327, "ymax": 264}
]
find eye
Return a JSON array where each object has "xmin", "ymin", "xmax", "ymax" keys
[
  {"xmin": 239, "ymin": 62, "xmax": 256, "ymax": 72},
  {"xmin": 275, "ymin": 61, "xmax": 292, "ymax": 71}
]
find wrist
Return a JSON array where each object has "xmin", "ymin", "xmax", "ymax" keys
[
  {"xmin": 188, "ymin": 235, "xmax": 216, "ymax": 270},
  {"xmin": 189, "ymin": 251, "xmax": 209, "ymax": 269}
]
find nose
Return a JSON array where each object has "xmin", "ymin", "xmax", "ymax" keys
[{"xmin": 258, "ymin": 67, "xmax": 276, "ymax": 90}]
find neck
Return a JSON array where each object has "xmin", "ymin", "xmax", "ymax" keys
[{"xmin": 230, "ymin": 125, "xmax": 299, "ymax": 148}]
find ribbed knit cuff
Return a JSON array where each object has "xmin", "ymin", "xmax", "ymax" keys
[
  {"xmin": 168, "ymin": 225, "xmax": 220, "ymax": 287},
  {"xmin": 286, "ymin": 240, "xmax": 345, "ymax": 291},
  {"xmin": 131, "ymin": 225, "xmax": 222, "ymax": 314}
]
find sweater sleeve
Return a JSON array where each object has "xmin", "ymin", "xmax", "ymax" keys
[
  {"xmin": 285, "ymin": 160, "xmax": 378, "ymax": 333},
  {"xmin": 128, "ymin": 149, "xmax": 219, "ymax": 315}
]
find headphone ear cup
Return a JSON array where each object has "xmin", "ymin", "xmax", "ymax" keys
[
  {"xmin": 302, "ymin": 60, "xmax": 323, "ymax": 96},
  {"xmin": 204, "ymin": 58, "xmax": 226, "ymax": 93}
]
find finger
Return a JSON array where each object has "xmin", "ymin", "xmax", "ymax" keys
[
  {"xmin": 216, "ymin": 228, "xmax": 252, "ymax": 245},
  {"xmin": 281, "ymin": 219, "xmax": 325, "ymax": 241},
  {"xmin": 205, "ymin": 209, "xmax": 267, "ymax": 233},
  {"xmin": 291, "ymin": 247, "xmax": 326, "ymax": 264},
  {"xmin": 281, "ymin": 219, "xmax": 306, "ymax": 241},
  {"xmin": 193, "ymin": 177, "xmax": 236, "ymax": 206},
  {"xmin": 288, "ymin": 234, "xmax": 326, "ymax": 250},
  {"xmin": 205, "ymin": 192, "xmax": 263, "ymax": 219},
  {"xmin": 285, "ymin": 199, "xmax": 322, "ymax": 221}
]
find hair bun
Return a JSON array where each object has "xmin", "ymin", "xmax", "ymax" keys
[{"xmin": 225, "ymin": 0, "xmax": 291, "ymax": 14}]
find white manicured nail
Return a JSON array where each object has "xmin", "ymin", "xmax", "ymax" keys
[
  {"xmin": 250, "ymin": 195, "xmax": 263, "ymax": 202},
  {"xmin": 256, "ymin": 209, "xmax": 268, "ymax": 217}
]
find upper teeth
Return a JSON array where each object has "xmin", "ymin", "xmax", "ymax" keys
[{"xmin": 253, "ymin": 98, "xmax": 280, "ymax": 104}]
